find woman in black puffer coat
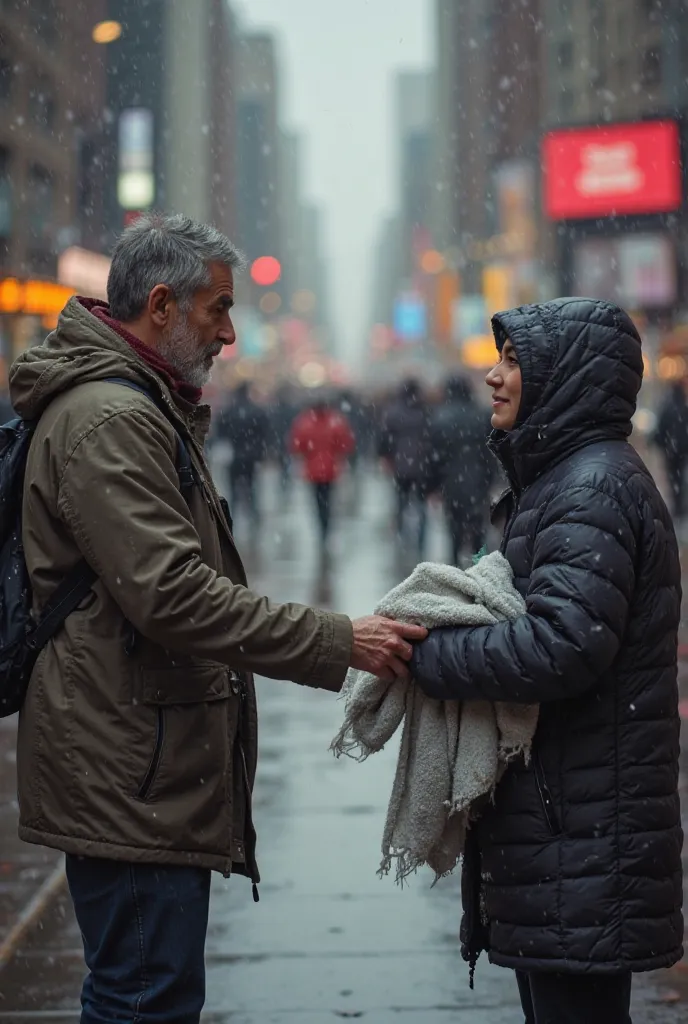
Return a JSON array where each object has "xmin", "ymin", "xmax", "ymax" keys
[{"xmin": 411, "ymin": 298, "xmax": 683, "ymax": 1023}]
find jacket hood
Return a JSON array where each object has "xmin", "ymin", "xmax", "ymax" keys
[
  {"xmin": 9, "ymin": 296, "xmax": 188, "ymax": 421},
  {"xmin": 489, "ymin": 297, "xmax": 643, "ymax": 488}
]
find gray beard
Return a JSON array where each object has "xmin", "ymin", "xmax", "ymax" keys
[{"xmin": 156, "ymin": 316, "xmax": 218, "ymax": 389}]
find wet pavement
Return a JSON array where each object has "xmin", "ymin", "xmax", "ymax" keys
[{"xmin": 0, "ymin": 465, "xmax": 685, "ymax": 1021}]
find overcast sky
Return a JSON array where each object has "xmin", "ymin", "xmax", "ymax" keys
[{"xmin": 237, "ymin": 0, "xmax": 433, "ymax": 369}]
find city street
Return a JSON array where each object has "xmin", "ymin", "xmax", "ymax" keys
[{"xmin": 0, "ymin": 467, "xmax": 685, "ymax": 1022}]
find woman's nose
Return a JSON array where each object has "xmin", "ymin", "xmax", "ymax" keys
[{"xmin": 485, "ymin": 365, "xmax": 501, "ymax": 388}]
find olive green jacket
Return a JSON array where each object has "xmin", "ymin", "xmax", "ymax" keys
[{"xmin": 9, "ymin": 297, "xmax": 353, "ymax": 877}]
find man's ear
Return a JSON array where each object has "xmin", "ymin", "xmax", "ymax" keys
[{"xmin": 148, "ymin": 284, "xmax": 173, "ymax": 328}]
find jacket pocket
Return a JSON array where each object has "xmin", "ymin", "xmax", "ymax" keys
[
  {"xmin": 136, "ymin": 665, "xmax": 231, "ymax": 706},
  {"xmin": 137, "ymin": 707, "xmax": 165, "ymax": 800},
  {"xmin": 533, "ymin": 752, "xmax": 562, "ymax": 836},
  {"xmin": 132, "ymin": 665, "xmax": 232, "ymax": 804}
]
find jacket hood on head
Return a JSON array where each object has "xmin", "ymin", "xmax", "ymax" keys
[
  {"xmin": 489, "ymin": 297, "xmax": 643, "ymax": 487},
  {"xmin": 9, "ymin": 296, "xmax": 169, "ymax": 421}
]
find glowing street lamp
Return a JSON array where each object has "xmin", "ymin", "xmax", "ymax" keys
[{"xmin": 92, "ymin": 20, "xmax": 122, "ymax": 44}]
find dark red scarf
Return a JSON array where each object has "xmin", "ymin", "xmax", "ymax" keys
[{"xmin": 80, "ymin": 298, "xmax": 203, "ymax": 405}]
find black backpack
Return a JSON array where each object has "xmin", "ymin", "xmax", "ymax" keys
[{"xmin": 0, "ymin": 378, "xmax": 196, "ymax": 717}]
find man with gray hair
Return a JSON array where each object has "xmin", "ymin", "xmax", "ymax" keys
[{"xmin": 9, "ymin": 213, "xmax": 425, "ymax": 1024}]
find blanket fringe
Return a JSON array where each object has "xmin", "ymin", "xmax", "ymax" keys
[
  {"xmin": 379, "ymin": 849, "xmax": 456, "ymax": 887},
  {"xmin": 329, "ymin": 731, "xmax": 376, "ymax": 762}
]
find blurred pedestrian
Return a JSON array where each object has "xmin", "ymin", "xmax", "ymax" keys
[
  {"xmin": 378, "ymin": 378, "xmax": 432, "ymax": 555},
  {"xmin": 289, "ymin": 393, "xmax": 355, "ymax": 550},
  {"xmin": 268, "ymin": 383, "xmax": 296, "ymax": 496},
  {"xmin": 10, "ymin": 212, "xmax": 426, "ymax": 1024},
  {"xmin": 216, "ymin": 381, "xmax": 269, "ymax": 523},
  {"xmin": 430, "ymin": 374, "xmax": 495, "ymax": 564},
  {"xmin": 653, "ymin": 379, "xmax": 688, "ymax": 519},
  {"xmin": 411, "ymin": 299, "xmax": 682, "ymax": 1021}
]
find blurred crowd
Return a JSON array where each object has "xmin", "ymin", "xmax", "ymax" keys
[
  {"xmin": 208, "ymin": 374, "xmax": 500, "ymax": 564},
  {"xmin": 207, "ymin": 373, "xmax": 688, "ymax": 561}
]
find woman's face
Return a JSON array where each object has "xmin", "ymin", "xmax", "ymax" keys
[{"xmin": 485, "ymin": 338, "xmax": 522, "ymax": 430}]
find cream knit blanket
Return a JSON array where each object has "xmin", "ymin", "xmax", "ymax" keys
[{"xmin": 331, "ymin": 551, "xmax": 537, "ymax": 882}]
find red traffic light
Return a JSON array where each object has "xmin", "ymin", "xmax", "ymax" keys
[{"xmin": 250, "ymin": 256, "xmax": 282, "ymax": 287}]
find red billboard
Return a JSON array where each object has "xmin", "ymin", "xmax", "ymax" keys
[{"xmin": 543, "ymin": 120, "xmax": 682, "ymax": 220}]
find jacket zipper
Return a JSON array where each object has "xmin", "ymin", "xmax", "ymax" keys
[
  {"xmin": 533, "ymin": 752, "xmax": 562, "ymax": 836},
  {"xmin": 233, "ymin": 674, "xmax": 260, "ymax": 901},
  {"xmin": 137, "ymin": 707, "xmax": 165, "ymax": 800}
]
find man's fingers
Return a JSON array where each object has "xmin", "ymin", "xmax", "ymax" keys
[
  {"xmin": 390, "ymin": 637, "xmax": 413, "ymax": 661},
  {"xmin": 382, "ymin": 619, "xmax": 428, "ymax": 641},
  {"xmin": 386, "ymin": 655, "xmax": 411, "ymax": 681},
  {"xmin": 398, "ymin": 622, "xmax": 428, "ymax": 640}
]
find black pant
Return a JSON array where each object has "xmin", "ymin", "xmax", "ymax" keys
[
  {"xmin": 516, "ymin": 970, "xmax": 632, "ymax": 1024},
  {"xmin": 447, "ymin": 513, "xmax": 485, "ymax": 565},
  {"xmin": 312, "ymin": 481, "xmax": 333, "ymax": 539},
  {"xmin": 229, "ymin": 459, "xmax": 258, "ymax": 518},
  {"xmin": 665, "ymin": 455, "xmax": 686, "ymax": 518},
  {"xmin": 66, "ymin": 856, "xmax": 210, "ymax": 1024},
  {"xmin": 395, "ymin": 478, "xmax": 427, "ymax": 555}
]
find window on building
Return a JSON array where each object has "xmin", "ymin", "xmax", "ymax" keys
[
  {"xmin": 27, "ymin": 164, "xmax": 54, "ymax": 243},
  {"xmin": 0, "ymin": 45, "xmax": 13, "ymax": 104},
  {"xmin": 558, "ymin": 40, "xmax": 573, "ymax": 70},
  {"xmin": 30, "ymin": 0, "xmax": 57, "ymax": 44},
  {"xmin": 639, "ymin": 0, "xmax": 660, "ymax": 22},
  {"xmin": 28, "ymin": 75, "xmax": 56, "ymax": 132},
  {"xmin": 0, "ymin": 148, "xmax": 11, "ymax": 240},
  {"xmin": 559, "ymin": 88, "xmax": 573, "ymax": 119},
  {"xmin": 641, "ymin": 48, "xmax": 662, "ymax": 86}
]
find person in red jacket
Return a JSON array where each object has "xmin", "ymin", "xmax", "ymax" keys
[{"xmin": 289, "ymin": 394, "xmax": 356, "ymax": 548}]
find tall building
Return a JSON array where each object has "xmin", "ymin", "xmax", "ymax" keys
[
  {"xmin": 162, "ymin": 0, "xmax": 238, "ymax": 234},
  {"xmin": 437, "ymin": 0, "xmax": 542, "ymax": 296},
  {"xmin": 369, "ymin": 214, "xmax": 403, "ymax": 330},
  {"xmin": 0, "ymin": 0, "xmax": 107, "ymax": 279},
  {"xmin": 277, "ymin": 131, "xmax": 332, "ymax": 339},
  {"xmin": 546, "ymin": 0, "xmax": 686, "ymax": 127},
  {"xmin": 101, "ymin": 0, "xmax": 238, "ymax": 245},
  {"xmin": 430, "ymin": 0, "xmax": 460, "ymax": 254},
  {"xmin": 395, "ymin": 70, "xmax": 434, "ymax": 287},
  {"xmin": 542, "ymin": 0, "xmax": 688, "ymax": 318},
  {"xmin": 0, "ymin": 0, "xmax": 107, "ymax": 365},
  {"xmin": 236, "ymin": 33, "xmax": 282, "ymax": 288}
]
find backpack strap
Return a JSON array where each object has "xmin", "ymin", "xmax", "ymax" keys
[
  {"xmin": 28, "ymin": 560, "xmax": 98, "ymax": 651},
  {"xmin": 29, "ymin": 378, "xmax": 198, "ymax": 648},
  {"xmin": 102, "ymin": 377, "xmax": 198, "ymax": 502}
]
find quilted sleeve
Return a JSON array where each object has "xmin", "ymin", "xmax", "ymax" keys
[{"xmin": 410, "ymin": 484, "xmax": 637, "ymax": 703}]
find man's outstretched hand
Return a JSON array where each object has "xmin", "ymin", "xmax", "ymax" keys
[{"xmin": 350, "ymin": 616, "xmax": 428, "ymax": 683}]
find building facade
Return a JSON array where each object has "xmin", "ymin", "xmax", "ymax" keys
[
  {"xmin": 542, "ymin": 0, "xmax": 688, "ymax": 322},
  {"xmin": 0, "ymin": 0, "xmax": 107, "ymax": 279},
  {"xmin": 102, "ymin": 0, "xmax": 238, "ymax": 244},
  {"xmin": 0, "ymin": 0, "xmax": 107, "ymax": 367}
]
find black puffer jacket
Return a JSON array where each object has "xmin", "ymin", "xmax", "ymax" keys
[{"xmin": 411, "ymin": 298, "xmax": 684, "ymax": 975}]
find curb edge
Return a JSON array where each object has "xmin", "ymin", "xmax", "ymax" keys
[{"xmin": 0, "ymin": 858, "xmax": 66, "ymax": 970}]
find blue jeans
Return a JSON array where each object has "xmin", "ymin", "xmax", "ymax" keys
[{"xmin": 66, "ymin": 856, "xmax": 210, "ymax": 1024}]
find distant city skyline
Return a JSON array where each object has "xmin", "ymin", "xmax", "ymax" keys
[{"xmin": 238, "ymin": 0, "xmax": 433, "ymax": 370}]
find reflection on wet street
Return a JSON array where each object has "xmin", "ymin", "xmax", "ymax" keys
[{"xmin": 0, "ymin": 467, "xmax": 685, "ymax": 1022}]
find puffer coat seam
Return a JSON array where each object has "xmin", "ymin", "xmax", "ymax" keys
[
  {"xmin": 557, "ymin": 704, "xmax": 565, "ymax": 959},
  {"xmin": 612, "ymin": 675, "xmax": 620, "ymax": 961}
]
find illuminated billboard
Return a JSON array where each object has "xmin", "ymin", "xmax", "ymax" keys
[
  {"xmin": 118, "ymin": 108, "xmax": 154, "ymax": 210},
  {"xmin": 542, "ymin": 120, "xmax": 681, "ymax": 220}
]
